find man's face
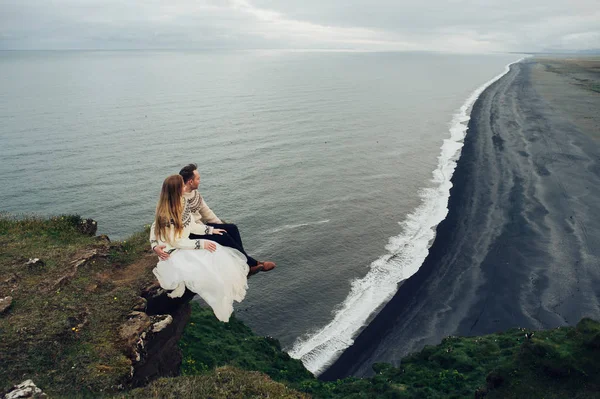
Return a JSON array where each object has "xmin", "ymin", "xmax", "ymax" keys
[{"xmin": 189, "ymin": 170, "xmax": 200, "ymax": 190}]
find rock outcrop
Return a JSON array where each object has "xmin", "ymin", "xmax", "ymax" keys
[
  {"xmin": 3, "ymin": 380, "xmax": 47, "ymax": 399},
  {"xmin": 119, "ymin": 282, "xmax": 197, "ymax": 387}
]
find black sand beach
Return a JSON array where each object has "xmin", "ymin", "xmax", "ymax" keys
[{"xmin": 322, "ymin": 57, "xmax": 600, "ymax": 379}]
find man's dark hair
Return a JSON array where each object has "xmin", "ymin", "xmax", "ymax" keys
[{"xmin": 179, "ymin": 163, "xmax": 198, "ymax": 184}]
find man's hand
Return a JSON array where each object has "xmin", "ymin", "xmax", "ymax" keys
[
  {"xmin": 212, "ymin": 228, "xmax": 226, "ymax": 235},
  {"xmin": 153, "ymin": 245, "xmax": 170, "ymax": 261},
  {"xmin": 204, "ymin": 241, "xmax": 217, "ymax": 252}
]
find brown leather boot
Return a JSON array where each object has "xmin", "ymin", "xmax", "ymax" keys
[
  {"xmin": 258, "ymin": 261, "xmax": 276, "ymax": 271},
  {"xmin": 248, "ymin": 264, "xmax": 264, "ymax": 277}
]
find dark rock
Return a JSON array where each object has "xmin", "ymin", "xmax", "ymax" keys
[
  {"xmin": 141, "ymin": 282, "xmax": 196, "ymax": 316},
  {"xmin": 119, "ymin": 282, "xmax": 196, "ymax": 387},
  {"xmin": 76, "ymin": 218, "xmax": 98, "ymax": 236},
  {"xmin": 0, "ymin": 296, "xmax": 13, "ymax": 315},
  {"xmin": 130, "ymin": 304, "xmax": 191, "ymax": 387}
]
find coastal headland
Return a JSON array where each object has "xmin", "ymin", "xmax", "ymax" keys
[
  {"xmin": 322, "ymin": 56, "xmax": 600, "ymax": 379},
  {"xmin": 1, "ymin": 216, "xmax": 599, "ymax": 398}
]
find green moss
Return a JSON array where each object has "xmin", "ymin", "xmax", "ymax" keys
[
  {"xmin": 2, "ymin": 214, "xmax": 599, "ymax": 398},
  {"xmin": 121, "ymin": 366, "xmax": 309, "ymax": 399},
  {"xmin": 485, "ymin": 319, "xmax": 600, "ymax": 399},
  {"xmin": 180, "ymin": 302, "xmax": 600, "ymax": 399},
  {"xmin": 107, "ymin": 227, "xmax": 151, "ymax": 266},
  {"xmin": 180, "ymin": 302, "xmax": 314, "ymax": 384},
  {"xmin": 0, "ymin": 214, "xmax": 155, "ymax": 396}
]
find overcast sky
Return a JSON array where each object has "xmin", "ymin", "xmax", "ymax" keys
[{"xmin": 1, "ymin": 0, "xmax": 599, "ymax": 52}]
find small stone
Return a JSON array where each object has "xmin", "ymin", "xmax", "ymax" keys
[
  {"xmin": 0, "ymin": 296, "xmax": 13, "ymax": 315},
  {"xmin": 25, "ymin": 258, "xmax": 45, "ymax": 269},
  {"xmin": 151, "ymin": 315, "xmax": 173, "ymax": 333},
  {"xmin": 4, "ymin": 379, "xmax": 47, "ymax": 399}
]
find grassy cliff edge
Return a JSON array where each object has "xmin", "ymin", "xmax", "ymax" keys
[{"xmin": 1, "ymin": 215, "xmax": 599, "ymax": 398}]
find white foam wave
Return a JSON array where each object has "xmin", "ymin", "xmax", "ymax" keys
[
  {"xmin": 267, "ymin": 219, "xmax": 330, "ymax": 234},
  {"xmin": 288, "ymin": 57, "xmax": 525, "ymax": 375}
]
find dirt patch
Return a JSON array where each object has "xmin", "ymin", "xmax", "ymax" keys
[{"xmin": 111, "ymin": 253, "xmax": 157, "ymax": 287}]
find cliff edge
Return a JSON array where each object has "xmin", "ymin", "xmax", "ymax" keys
[
  {"xmin": 1, "ymin": 215, "xmax": 599, "ymax": 398},
  {"xmin": 0, "ymin": 215, "xmax": 197, "ymax": 396}
]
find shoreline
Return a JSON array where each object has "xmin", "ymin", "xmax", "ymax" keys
[
  {"xmin": 321, "ymin": 57, "xmax": 600, "ymax": 380},
  {"xmin": 289, "ymin": 59, "xmax": 520, "ymax": 375}
]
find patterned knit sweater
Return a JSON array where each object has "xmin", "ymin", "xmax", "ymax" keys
[
  {"xmin": 183, "ymin": 190, "xmax": 223, "ymax": 225},
  {"xmin": 149, "ymin": 198, "xmax": 215, "ymax": 251}
]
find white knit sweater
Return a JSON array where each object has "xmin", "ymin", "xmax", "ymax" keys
[{"xmin": 149, "ymin": 199, "xmax": 215, "ymax": 251}]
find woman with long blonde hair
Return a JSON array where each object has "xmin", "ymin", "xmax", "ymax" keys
[{"xmin": 151, "ymin": 175, "xmax": 249, "ymax": 322}]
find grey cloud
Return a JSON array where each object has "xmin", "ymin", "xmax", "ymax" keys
[
  {"xmin": 0, "ymin": 0, "xmax": 598, "ymax": 51},
  {"xmin": 251, "ymin": 0, "xmax": 600, "ymax": 50}
]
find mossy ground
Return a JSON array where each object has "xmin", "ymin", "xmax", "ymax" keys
[
  {"xmin": 0, "ymin": 214, "xmax": 156, "ymax": 396},
  {"xmin": 179, "ymin": 304, "xmax": 600, "ymax": 399},
  {"xmin": 179, "ymin": 302, "xmax": 313, "ymax": 384},
  {"xmin": 122, "ymin": 366, "xmax": 309, "ymax": 399},
  {"xmin": 485, "ymin": 318, "xmax": 600, "ymax": 398},
  {"xmin": 2, "ymin": 214, "xmax": 599, "ymax": 398}
]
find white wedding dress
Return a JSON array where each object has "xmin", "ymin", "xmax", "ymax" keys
[{"xmin": 150, "ymin": 201, "xmax": 249, "ymax": 322}]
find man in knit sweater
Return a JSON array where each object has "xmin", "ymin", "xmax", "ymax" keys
[{"xmin": 152, "ymin": 164, "xmax": 276, "ymax": 275}]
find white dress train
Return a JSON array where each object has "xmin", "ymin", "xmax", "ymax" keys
[{"xmin": 152, "ymin": 243, "xmax": 249, "ymax": 322}]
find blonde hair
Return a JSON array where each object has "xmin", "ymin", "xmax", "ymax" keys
[{"xmin": 154, "ymin": 175, "xmax": 184, "ymax": 245}]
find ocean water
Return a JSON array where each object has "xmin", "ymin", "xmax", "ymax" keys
[{"xmin": 0, "ymin": 50, "xmax": 520, "ymax": 373}]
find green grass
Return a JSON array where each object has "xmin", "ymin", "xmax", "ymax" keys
[
  {"xmin": 2, "ymin": 213, "xmax": 599, "ymax": 398},
  {"xmin": 121, "ymin": 366, "xmax": 309, "ymax": 399},
  {"xmin": 180, "ymin": 302, "xmax": 314, "ymax": 383},
  {"xmin": 180, "ymin": 302, "xmax": 600, "ymax": 398},
  {"xmin": 0, "ymin": 214, "xmax": 156, "ymax": 396},
  {"xmin": 486, "ymin": 318, "xmax": 600, "ymax": 398},
  {"xmin": 107, "ymin": 228, "xmax": 152, "ymax": 266}
]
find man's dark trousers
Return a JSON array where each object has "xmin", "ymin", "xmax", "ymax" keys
[{"xmin": 189, "ymin": 223, "xmax": 258, "ymax": 266}]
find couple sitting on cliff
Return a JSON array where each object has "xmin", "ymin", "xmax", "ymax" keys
[{"xmin": 149, "ymin": 163, "xmax": 276, "ymax": 322}]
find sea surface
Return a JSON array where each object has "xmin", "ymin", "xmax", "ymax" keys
[{"xmin": 0, "ymin": 50, "xmax": 520, "ymax": 373}]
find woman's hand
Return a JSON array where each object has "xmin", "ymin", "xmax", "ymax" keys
[
  {"xmin": 212, "ymin": 228, "xmax": 226, "ymax": 235},
  {"xmin": 204, "ymin": 241, "xmax": 217, "ymax": 252},
  {"xmin": 154, "ymin": 245, "xmax": 170, "ymax": 261}
]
